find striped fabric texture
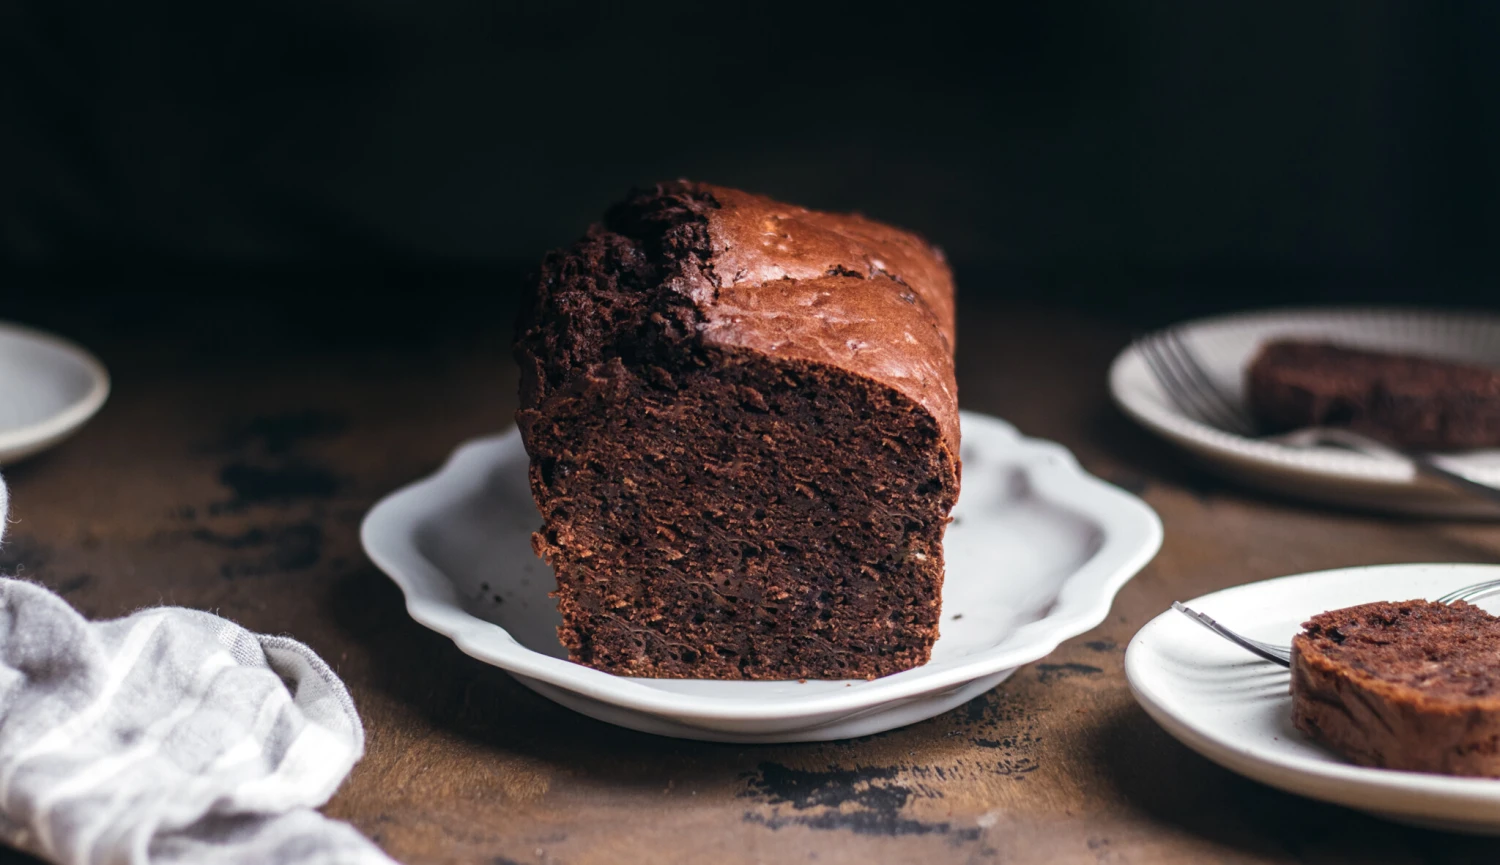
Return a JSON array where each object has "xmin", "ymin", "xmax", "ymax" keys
[{"xmin": 0, "ymin": 480, "xmax": 396, "ymax": 864}]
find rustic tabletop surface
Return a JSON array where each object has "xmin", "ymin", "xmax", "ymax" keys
[{"xmin": 3, "ymin": 295, "xmax": 1498, "ymax": 865}]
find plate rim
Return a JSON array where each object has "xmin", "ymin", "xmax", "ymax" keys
[
  {"xmin": 0, "ymin": 320, "xmax": 111, "ymax": 457},
  {"xmin": 1108, "ymin": 304, "xmax": 1500, "ymax": 488},
  {"xmin": 361, "ymin": 410, "xmax": 1163, "ymax": 723},
  {"xmin": 1125, "ymin": 562, "xmax": 1500, "ymax": 823}
]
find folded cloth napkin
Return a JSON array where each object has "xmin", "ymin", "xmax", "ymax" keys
[{"xmin": 0, "ymin": 485, "xmax": 395, "ymax": 864}]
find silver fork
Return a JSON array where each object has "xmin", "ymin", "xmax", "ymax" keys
[
  {"xmin": 1173, "ymin": 578, "xmax": 1500, "ymax": 667},
  {"xmin": 1135, "ymin": 328, "xmax": 1500, "ymax": 507}
]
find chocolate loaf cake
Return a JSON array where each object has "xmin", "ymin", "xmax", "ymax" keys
[
  {"xmin": 1247, "ymin": 340, "xmax": 1500, "ymax": 449},
  {"xmin": 1291, "ymin": 600, "xmax": 1500, "ymax": 776},
  {"xmin": 514, "ymin": 182, "xmax": 960, "ymax": 680}
]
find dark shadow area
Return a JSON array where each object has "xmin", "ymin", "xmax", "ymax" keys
[
  {"xmin": 3, "ymin": 267, "xmax": 526, "ymax": 359},
  {"xmin": 7, "ymin": 2, "xmax": 1500, "ymax": 316}
]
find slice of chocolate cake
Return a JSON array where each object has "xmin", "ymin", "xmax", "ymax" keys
[
  {"xmin": 1247, "ymin": 340, "xmax": 1500, "ymax": 450},
  {"xmin": 513, "ymin": 182, "xmax": 960, "ymax": 680},
  {"xmin": 1291, "ymin": 600, "xmax": 1500, "ymax": 776}
]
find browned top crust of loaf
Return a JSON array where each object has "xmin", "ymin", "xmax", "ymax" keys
[
  {"xmin": 694, "ymin": 185, "xmax": 959, "ymax": 457},
  {"xmin": 1246, "ymin": 339, "xmax": 1500, "ymax": 449},
  {"xmin": 1294, "ymin": 600, "xmax": 1500, "ymax": 706},
  {"xmin": 517, "ymin": 181, "xmax": 959, "ymax": 459},
  {"xmin": 585, "ymin": 181, "xmax": 959, "ymax": 462}
]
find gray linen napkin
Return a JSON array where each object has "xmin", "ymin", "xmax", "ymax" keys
[{"xmin": 0, "ymin": 481, "xmax": 396, "ymax": 865}]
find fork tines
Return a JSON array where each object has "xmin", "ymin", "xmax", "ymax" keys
[
  {"xmin": 1436, "ymin": 578, "xmax": 1500, "ymax": 605},
  {"xmin": 1137, "ymin": 329, "xmax": 1258, "ymax": 437}
]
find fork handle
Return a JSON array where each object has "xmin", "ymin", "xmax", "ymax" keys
[
  {"xmin": 1171, "ymin": 602, "xmax": 1292, "ymax": 667},
  {"xmin": 1411, "ymin": 456, "xmax": 1500, "ymax": 508}
]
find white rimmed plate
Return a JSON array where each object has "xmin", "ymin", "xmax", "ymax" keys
[
  {"xmin": 1109, "ymin": 307, "xmax": 1500, "ymax": 517},
  {"xmin": 361, "ymin": 411, "xmax": 1162, "ymax": 742},
  {"xmin": 1127, "ymin": 563, "xmax": 1500, "ymax": 835},
  {"xmin": 0, "ymin": 322, "xmax": 110, "ymax": 464}
]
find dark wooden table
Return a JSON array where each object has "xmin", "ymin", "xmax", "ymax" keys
[{"xmin": 5, "ymin": 296, "xmax": 1499, "ymax": 864}]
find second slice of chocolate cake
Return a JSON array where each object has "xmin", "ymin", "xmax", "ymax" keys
[
  {"xmin": 514, "ymin": 182, "xmax": 960, "ymax": 680},
  {"xmin": 1247, "ymin": 340, "xmax": 1500, "ymax": 449},
  {"xmin": 1292, "ymin": 599, "xmax": 1500, "ymax": 776}
]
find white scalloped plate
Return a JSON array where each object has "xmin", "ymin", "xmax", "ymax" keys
[
  {"xmin": 1109, "ymin": 307, "xmax": 1500, "ymax": 517},
  {"xmin": 1127, "ymin": 563, "xmax": 1500, "ymax": 835},
  {"xmin": 361, "ymin": 411, "xmax": 1161, "ymax": 742}
]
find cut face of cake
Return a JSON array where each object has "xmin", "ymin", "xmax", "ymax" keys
[
  {"xmin": 1291, "ymin": 599, "xmax": 1500, "ymax": 776},
  {"xmin": 1247, "ymin": 340, "xmax": 1500, "ymax": 450},
  {"xmin": 514, "ymin": 182, "xmax": 960, "ymax": 680}
]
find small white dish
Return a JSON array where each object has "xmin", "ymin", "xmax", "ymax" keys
[
  {"xmin": 361, "ymin": 411, "xmax": 1162, "ymax": 743},
  {"xmin": 1127, "ymin": 563, "xmax": 1500, "ymax": 835},
  {"xmin": 1109, "ymin": 307, "xmax": 1500, "ymax": 517},
  {"xmin": 0, "ymin": 322, "xmax": 110, "ymax": 464}
]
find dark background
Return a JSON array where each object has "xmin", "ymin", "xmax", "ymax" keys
[{"xmin": 4, "ymin": 1, "xmax": 1499, "ymax": 343}]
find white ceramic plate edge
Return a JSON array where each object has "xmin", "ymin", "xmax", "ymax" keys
[
  {"xmin": 1107, "ymin": 305, "xmax": 1500, "ymax": 486},
  {"xmin": 0, "ymin": 321, "xmax": 110, "ymax": 461},
  {"xmin": 513, "ymin": 670, "xmax": 1016, "ymax": 744},
  {"xmin": 362, "ymin": 411, "xmax": 1163, "ymax": 723}
]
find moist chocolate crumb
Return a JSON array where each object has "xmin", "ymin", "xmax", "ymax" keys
[{"xmin": 1291, "ymin": 599, "xmax": 1500, "ymax": 776}]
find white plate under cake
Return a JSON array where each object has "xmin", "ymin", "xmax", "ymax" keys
[{"xmin": 362, "ymin": 411, "xmax": 1161, "ymax": 743}]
